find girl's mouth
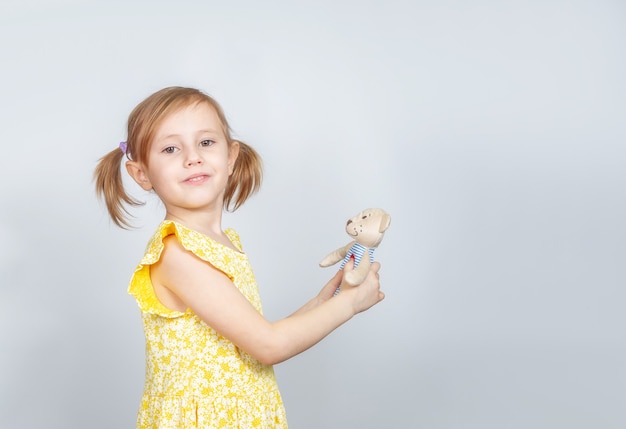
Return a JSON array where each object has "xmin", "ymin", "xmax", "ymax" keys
[{"xmin": 185, "ymin": 174, "xmax": 209, "ymax": 184}]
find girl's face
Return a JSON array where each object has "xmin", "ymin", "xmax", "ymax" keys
[{"xmin": 126, "ymin": 102, "xmax": 239, "ymax": 219}]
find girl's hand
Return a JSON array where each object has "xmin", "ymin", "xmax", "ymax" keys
[
  {"xmin": 340, "ymin": 259, "xmax": 384, "ymax": 315},
  {"xmin": 315, "ymin": 269, "xmax": 343, "ymax": 304},
  {"xmin": 290, "ymin": 268, "xmax": 343, "ymax": 316}
]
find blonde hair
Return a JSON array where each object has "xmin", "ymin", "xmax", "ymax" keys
[{"xmin": 94, "ymin": 86, "xmax": 262, "ymax": 228}]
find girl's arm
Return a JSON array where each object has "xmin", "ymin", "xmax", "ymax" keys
[{"xmin": 151, "ymin": 236, "xmax": 384, "ymax": 366}]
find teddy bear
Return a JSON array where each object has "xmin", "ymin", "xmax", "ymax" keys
[{"xmin": 319, "ymin": 207, "xmax": 391, "ymax": 289}]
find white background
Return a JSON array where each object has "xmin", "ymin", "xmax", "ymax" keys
[{"xmin": 0, "ymin": 1, "xmax": 625, "ymax": 428}]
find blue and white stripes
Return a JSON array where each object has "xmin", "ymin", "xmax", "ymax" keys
[
  {"xmin": 334, "ymin": 243, "xmax": 375, "ymax": 296},
  {"xmin": 339, "ymin": 242, "xmax": 375, "ymax": 270}
]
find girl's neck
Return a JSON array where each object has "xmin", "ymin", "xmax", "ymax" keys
[
  {"xmin": 163, "ymin": 204, "xmax": 241, "ymax": 252},
  {"xmin": 165, "ymin": 209, "xmax": 224, "ymax": 238}
]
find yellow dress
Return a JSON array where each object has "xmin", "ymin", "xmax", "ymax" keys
[{"xmin": 128, "ymin": 221, "xmax": 288, "ymax": 429}]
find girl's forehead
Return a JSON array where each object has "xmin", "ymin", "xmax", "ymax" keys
[
  {"xmin": 164, "ymin": 101, "xmax": 220, "ymax": 123},
  {"xmin": 156, "ymin": 102, "xmax": 225, "ymax": 136}
]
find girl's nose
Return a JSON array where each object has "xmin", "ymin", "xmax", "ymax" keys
[{"xmin": 186, "ymin": 151, "xmax": 203, "ymax": 166}]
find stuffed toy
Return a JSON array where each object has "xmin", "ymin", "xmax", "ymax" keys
[{"xmin": 320, "ymin": 208, "xmax": 391, "ymax": 289}]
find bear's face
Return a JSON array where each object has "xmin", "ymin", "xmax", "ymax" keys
[{"xmin": 344, "ymin": 208, "xmax": 391, "ymax": 248}]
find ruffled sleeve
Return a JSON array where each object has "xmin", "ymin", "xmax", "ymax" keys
[{"xmin": 128, "ymin": 221, "xmax": 244, "ymax": 318}]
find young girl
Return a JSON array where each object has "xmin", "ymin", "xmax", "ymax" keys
[{"xmin": 94, "ymin": 86, "xmax": 384, "ymax": 429}]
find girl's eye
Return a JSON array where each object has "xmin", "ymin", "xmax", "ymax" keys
[
  {"xmin": 163, "ymin": 146, "xmax": 178, "ymax": 154},
  {"xmin": 200, "ymin": 139, "xmax": 215, "ymax": 147}
]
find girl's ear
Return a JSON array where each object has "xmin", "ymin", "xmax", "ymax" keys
[
  {"xmin": 126, "ymin": 161, "xmax": 153, "ymax": 191},
  {"xmin": 228, "ymin": 140, "xmax": 240, "ymax": 175}
]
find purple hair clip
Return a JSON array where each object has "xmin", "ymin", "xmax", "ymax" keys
[{"xmin": 119, "ymin": 141, "xmax": 127, "ymax": 154}]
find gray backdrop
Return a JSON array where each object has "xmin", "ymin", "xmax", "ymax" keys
[{"xmin": 1, "ymin": 1, "xmax": 624, "ymax": 428}]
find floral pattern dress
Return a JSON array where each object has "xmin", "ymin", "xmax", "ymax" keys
[{"xmin": 128, "ymin": 221, "xmax": 288, "ymax": 429}]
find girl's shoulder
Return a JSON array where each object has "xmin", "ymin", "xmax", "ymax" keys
[
  {"xmin": 129, "ymin": 221, "xmax": 245, "ymax": 317},
  {"xmin": 141, "ymin": 220, "xmax": 244, "ymax": 266}
]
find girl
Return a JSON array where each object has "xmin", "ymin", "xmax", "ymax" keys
[{"xmin": 94, "ymin": 86, "xmax": 384, "ymax": 429}]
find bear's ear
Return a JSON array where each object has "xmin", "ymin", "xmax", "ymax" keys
[{"xmin": 379, "ymin": 213, "xmax": 391, "ymax": 233}]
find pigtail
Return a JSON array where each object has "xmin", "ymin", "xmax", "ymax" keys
[
  {"xmin": 94, "ymin": 148, "xmax": 143, "ymax": 228},
  {"xmin": 225, "ymin": 140, "xmax": 263, "ymax": 211}
]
